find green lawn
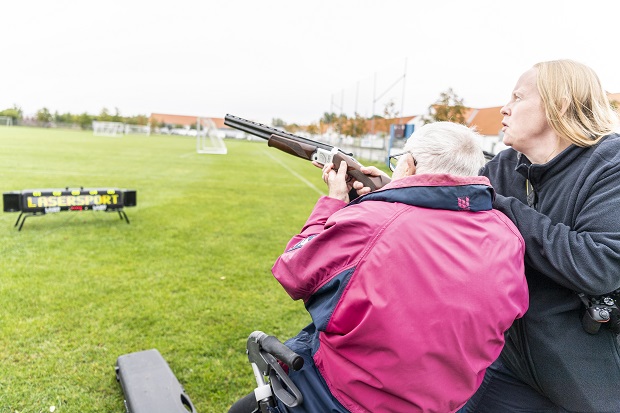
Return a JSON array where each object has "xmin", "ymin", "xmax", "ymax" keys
[{"xmin": 0, "ymin": 126, "xmax": 385, "ymax": 412}]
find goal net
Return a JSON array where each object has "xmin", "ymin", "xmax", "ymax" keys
[
  {"xmin": 0, "ymin": 116, "xmax": 13, "ymax": 126},
  {"xmin": 93, "ymin": 121, "xmax": 125, "ymax": 137},
  {"xmin": 196, "ymin": 117, "xmax": 227, "ymax": 154},
  {"xmin": 124, "ymin": 124, "xmax": 151, "ymax": 136}
]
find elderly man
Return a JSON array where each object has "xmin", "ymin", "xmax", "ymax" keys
[{"xmin": 231, "ymin": 122, "xmax": 529, "ymax": 413}]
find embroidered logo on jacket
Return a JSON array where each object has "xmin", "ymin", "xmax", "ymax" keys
[
  {"xmin": 288, "ymin": 234, "xmax": 317, "ymax": 252},
  {"xmin": 457, "ymin": 196, "xmax": 471, "ymax": 210}
]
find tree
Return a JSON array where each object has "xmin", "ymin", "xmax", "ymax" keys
[
  {"xmin": 286, "ymin": 123, "xmax": 301, "ymax": 133},
  {"xmin": 77, "ymin": 112, "xmax": 93, "ymax": 129},
  {"xmin": 125, "ymin": 114, "xmax": 149, "ymax": 126},
  {"xmin": 383, "ymin": 100, "xmax": 400, "ymax": 120},
  {"xmin": 343, "ymin": 113, "xmax": 368, "ymax": 137},
  {"xmin": 306, "ymin": 123, "xmax": 319, "ymax": 135},
  {"xmin": 371, "ymin": 99, "xmax": 400, "ymax": 135},
  {"xmin": 332, "ymin": 114, "xmax": 349, "ymax": 135},
  {"xmin": 98, "ymin": 107, "xmax": 112, "ymax": 121},
  {"xmin": 35, "ymin": 107, "xmax": 53, "ymax": 124},
  {"xmin": 0, "ymin": 105, "xmax": 23, "ymax": 122},
  {"xmin": 321, "ymin": 112, "xmax": 338, "ymax": 125},
  {"xmin": 424, "ymin": 88, "xmax": 467, "ymax": 124},
  {"xmin": 112, "ymin": 107, "xmax": 122, "ymax": 122},
  {"xmin": 272, "ymin": 118, "xmax": 286, "ymax": 127}
]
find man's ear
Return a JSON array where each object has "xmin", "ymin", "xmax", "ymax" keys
[{"xmin": 404, "ymin": 154, "xmax": 417, "ymax": 176}]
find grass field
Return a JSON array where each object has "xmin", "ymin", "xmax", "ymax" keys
[{"xmin": 0, "ymin": 126, "xmax": 390, "ymax": 412}]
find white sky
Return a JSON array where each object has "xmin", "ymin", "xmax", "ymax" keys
[{"xmin": 2, "ymin": 0, "xmax": 619, "ymax": 125}]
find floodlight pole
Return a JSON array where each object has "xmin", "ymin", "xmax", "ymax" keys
[
  {"xmin": 331, "ymin": 93, "xmax": 343, "ymax": 114},
  {"xmin": 400, "ymin": 58, "xmax": 407, "ymax": 125},
  {"xmin": 354, "ymin": 81, "xmax": 359, "ymax": 115},
  {"xmin": 371, "ymin": 72, "xmax": 377, "ymax": 134},
  {"xmin": 371, "ymin": 59, "xmax": 408, "ymax": 133}
]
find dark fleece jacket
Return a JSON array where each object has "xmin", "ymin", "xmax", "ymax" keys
[{"xmin": 482, "ymin": 133, "xmax": 620, "ymax": 413}]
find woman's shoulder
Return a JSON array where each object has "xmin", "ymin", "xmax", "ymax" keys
[
  {"xmin": 482, "ymin": 147, "xmax": 520, "ymax": 176},
  {"xmin": 592, "ymin": 132, "xmax": 620, "ymax": 162}
]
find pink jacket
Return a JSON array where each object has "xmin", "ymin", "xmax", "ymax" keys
[{"xmin": 273, "ymin": 174, "xmax": 528, "ymax": 413}]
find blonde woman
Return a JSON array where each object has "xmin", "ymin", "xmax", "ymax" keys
[{"xmin": 459, "ymin": 60, "xmax": 620, "ymax": 412}]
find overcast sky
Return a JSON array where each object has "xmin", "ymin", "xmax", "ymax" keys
[{"xmin": 2, "ymin": 0, "xmax": 619, "ymax": 124}]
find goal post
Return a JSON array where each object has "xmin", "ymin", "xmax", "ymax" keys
[
  {"xmin": 92, "ymin": 121, "xmax": 125, "ymax": 137},
  {"xmin": 196, "ymin": 117, "xmax": 227, "ymax": 154},
  {"xmin": 0, "ymin": 116, "xmax": 13, "ymax": 126},
  {"xmin": 124, "ymin": 123, "xmax": 151, "ymax": 136}
]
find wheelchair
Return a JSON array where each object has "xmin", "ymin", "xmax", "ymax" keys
[{"xmin": 228, "ymin": 331, "xmax": 305, "ymax": 413}]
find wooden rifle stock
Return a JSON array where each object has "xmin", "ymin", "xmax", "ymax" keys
[
  {"xmin": 269, "ymin": 135, "xmax": 391, "ymax": 191},
  {"xmin": 267, "ymin": 135, "xmax": 316, "ymax": 161}
]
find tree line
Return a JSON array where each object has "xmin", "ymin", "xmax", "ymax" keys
[
  {"xmin": 0, "ymin": 105, "xmax": 149, "ymax": 129},
  {"xmin": 276, "ymin": 88, "xmax": 468, "ymax": 137},
  {"xmin": 1, "ymin": 88, "xmax": 474, "ymax": 134}
]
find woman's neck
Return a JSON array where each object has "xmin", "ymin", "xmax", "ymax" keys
[{"xmin": 527, "ymin": 138, "xmax": 572, "ymax": 165}]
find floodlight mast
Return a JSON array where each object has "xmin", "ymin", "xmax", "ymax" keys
[
  {"xmin": 371, "ymin": 58, "xmax": 408, "ymax": 134},
  {"xmin": 400, "ymin": 58, "xmax": 407, "ymax": 127}
]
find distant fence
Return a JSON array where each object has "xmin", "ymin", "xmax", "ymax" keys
[
  {"xmin": 340, "ymin": 140, "xmax": 390, "ymax": 164},
  {"xmin": 327, "ymin": 133, "xmax": 506, "ymax": 164}
]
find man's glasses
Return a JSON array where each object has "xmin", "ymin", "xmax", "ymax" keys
[{"xmin": 388, "ymin": 152, "xmax": 417, "ymax": 172}]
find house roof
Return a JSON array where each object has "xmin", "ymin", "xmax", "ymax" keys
[
  {"xmin": 467, "ymin": 106, "xmax": 503, "ymax": 136},
  {"xmin": 363, "ymin": 115, "xmax": 418, "ymax": 134},
  {"xmin": 211, "ymin": 117, "xmax": 226, "ymax": 128},
  {"xmin": 150, "ymin": 113, "xmax": 225, "ymax": 128}
]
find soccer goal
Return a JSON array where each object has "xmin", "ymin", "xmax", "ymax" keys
[
  {"xmin": 0, "ymin": 116, "xmax": 13, "ymax": 126},
  {"xmin": 124, "ymin": 124, "xmax": 151, "ymax": 136},
  {"xmin": 92, "ymin": 121, "xmax": 125, "ymax": 137},
  {"xmin": 196, "ymin": 117, "xmax": 227, "ymax": 154}
]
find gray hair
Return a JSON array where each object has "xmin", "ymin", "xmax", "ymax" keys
[{"xmin": 403, "ymin": 122, "xmax": 486, "ymax": 176}]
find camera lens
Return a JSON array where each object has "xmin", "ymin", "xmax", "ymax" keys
[{"xmin": 598, "ymin": 309, "xmax": 610, "ymax": 321}]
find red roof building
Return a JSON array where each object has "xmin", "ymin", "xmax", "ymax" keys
[{"xmin": 150, "ymin": 113, "xmax": 225, "ymax": 128}]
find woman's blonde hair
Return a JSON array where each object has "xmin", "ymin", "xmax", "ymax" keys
[{"xmin": 534, "ymin": 59, "xmax": 619, "ymax": 147}]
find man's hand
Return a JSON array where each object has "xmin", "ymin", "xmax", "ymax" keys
[
  {"xmin": 352, "ymin": 166, "xmax": 389, "ymax": 196},
  {"xmin": 312, "ymin": 161, "xmax": 389, "ymax": 200},
  {"xmin": 320, "ymin": 161, "xmax": 351, "ymax": 202}
]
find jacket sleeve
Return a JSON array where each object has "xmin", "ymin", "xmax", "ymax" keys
[
  {"xmin": 492, "ymin": 163, "xmax": 620, "ymax": 296},
  {"xmin": 272, "ymin": 196, "xmax": 374, "ymax": 302}
]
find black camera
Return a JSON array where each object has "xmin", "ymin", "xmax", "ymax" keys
[{"xmin": 580, "ymin": 291, "xmax": 620, "ymax": 335}]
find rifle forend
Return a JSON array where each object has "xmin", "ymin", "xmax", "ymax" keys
[{"xmin": 224, "ymin": 114, "xmax": 391, "ymax": 191}]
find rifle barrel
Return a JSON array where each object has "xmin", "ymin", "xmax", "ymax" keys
[{"xmin": 224, "ymin": 114, "xmax": 345, "ymax": 154}]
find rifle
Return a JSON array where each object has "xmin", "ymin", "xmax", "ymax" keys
[{"xmin": 224, "ymin": 114, "xmax": 391, "ymax": 191}]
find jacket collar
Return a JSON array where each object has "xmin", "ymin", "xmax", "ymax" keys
[
  {"xmin": 515, "ymin": 135, "xmax": 612, "ymax": 182},
  {"xmin": 348, "ymin": 174, "xmax": 495, "ymax": 212}
]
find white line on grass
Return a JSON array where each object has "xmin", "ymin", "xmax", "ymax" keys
[{"xmin": 264, "ymin": 151, "xmax": 326, "ymax": 196}]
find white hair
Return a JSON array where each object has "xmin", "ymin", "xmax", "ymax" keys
[{"xmin": 403, "ymin": 122, "xmax": 486, "ymax": 176}]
